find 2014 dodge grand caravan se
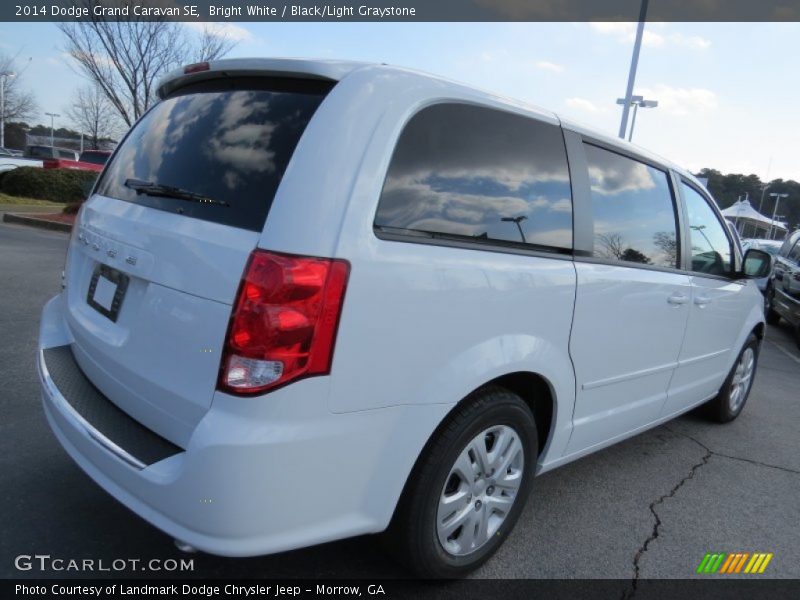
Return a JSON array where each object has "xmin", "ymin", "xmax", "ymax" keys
[{"xmin": 37, "ymin": 58, "xmax": 773, "ymax": 577}]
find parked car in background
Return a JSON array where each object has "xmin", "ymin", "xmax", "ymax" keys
[
  {"xmin": 25, "ymin": 147, "xmax": 109, "ymax": 173},
  {"xmin": 37, "ymin": 58, "xmax": 774, "ymax": 578},
  {"xmin": 741, "ymin": 238, "xmax": 783, "ymax": 294},
  {"xmin": 26, "ymin": 145, "xmax": 80, "ymax": 161},
  {"xmin": 42, "ymin": 157, "xmax": 104, "ymax": 173},
  {"xmin": 0, "ymin": 155, "xmax": 43, "ymax": 174},
  {"xmin": 78, "ymin": 150, "xmax": 112, "ymax": 166},
  {"xmin": 766, "ymin": 230, "xmax": 800, "ymax": 347}
]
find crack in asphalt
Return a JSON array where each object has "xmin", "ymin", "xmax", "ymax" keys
[
  {"xmin": 622, "ymin": 426, "xmax": 799, "ymax": 598},
  {"xmin": 668, "ymin": 427, "xmax": 800, "ymax": 476},
  {"xmin": 622, "ymin": 434, "xmax": 712, "ymax": 600}
]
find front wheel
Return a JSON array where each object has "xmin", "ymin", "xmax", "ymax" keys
[
  {"xmin": 703, "ymin": 334, "xmax": 759, "ymax": 423},
  {"xmin": 384, "ymin": 386, "xmax": 537, "ymax": 577}
]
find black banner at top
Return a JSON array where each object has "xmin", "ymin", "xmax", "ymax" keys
[{"xmin": 3, "ymin": 0, "xmax": 800, "ymax": 22}]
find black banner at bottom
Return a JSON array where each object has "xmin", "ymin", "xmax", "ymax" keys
[{"xmin": 4, "ymin": 579, "xmax": 800, "ymax": 600}]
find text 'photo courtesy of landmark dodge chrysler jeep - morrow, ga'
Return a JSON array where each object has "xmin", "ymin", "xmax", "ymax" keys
[{"xmin": 37, "ymin": 58, "xmax": 773, "ymax": 577}]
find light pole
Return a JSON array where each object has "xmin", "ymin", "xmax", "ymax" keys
[
  {"xmin": 757, "ymin": 184, "xmax": 770, "ymax": 215},
  {"xmin": 616, "ymin": 96, "xmax": 658, "ymax": 142},
  {"xmin": 618, "ymin": 0, "xmax": 650, "ymax": 139},
  {"xmin": 768, "ymin": 192, "xmax": 788, "ymax": 240},
  {"xmin": 0, "ymin": 71, "xmax": 15, "ymax": 148},
  {"xmin": 501, "ymin": 216, "xmax": 528, "ymax": 243},
  {"xmin": 44, "ymin": 112, "xmax": 60, "ymax": 148}
]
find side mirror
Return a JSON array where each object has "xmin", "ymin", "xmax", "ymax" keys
[{"xmin": 741, "ymin": 248, "xmax": 773, "ymax": 279}]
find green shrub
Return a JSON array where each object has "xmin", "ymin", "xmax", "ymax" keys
[{"xmin": 0, "ymin": 167, "xmax": 98, "ymax": 203}]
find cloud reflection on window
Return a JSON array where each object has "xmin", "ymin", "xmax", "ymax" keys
[
  {"xmin": 96, "ymin": 82, "xmax": 328, "ymax": 231},
  {"xmin": 375, "ymin": 103, "xmax": 573, "ymax": 250},
  {"xmin": 584, "ymin": 143, "xmax": 678, "ymax": 268}
]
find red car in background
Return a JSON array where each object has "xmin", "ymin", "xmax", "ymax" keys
[{"xmin": 42, "ymin": 150, "xmax": 112, "ymax": 173}]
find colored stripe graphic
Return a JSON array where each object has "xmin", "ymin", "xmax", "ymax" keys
[
  {"xmin": 744, "ymin": 554, "xmax": 761, "ymax": 573},
  {"xmin": 698, "ymin": 552, "xmax": 773, "ymax": 574},
  {"xmin": 734, "ymin": 553, "xmax": 749, "ymax": 573},
  {"xmin": 709, "ymin": 554, "xmax": 725, "ymax": 573},
  {"xmin": 722, "ymin": 553, "xmax": 737, "ymax": 573},
  {"xmin": 719, "ymin": 554, "xmax": 735, "ymax": 573},
  {"xmin": 759, "ymin": 553, "xmax": 773, "ymax": 573},
  {"xmin": 696, "ymin": 553, "xmax": 713, "ymax": 573}
]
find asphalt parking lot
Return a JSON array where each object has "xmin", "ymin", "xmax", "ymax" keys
[{"xmin": 1, "ymin": 221, "xmax": 798, "ymax": 582}]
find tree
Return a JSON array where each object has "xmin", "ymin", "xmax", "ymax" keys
[
  {"xmin": 695, "ymin": 168, "xmax": 800, "ymax": 233},
  {"xmin": 59, "ymin": 4, "xmax": 237, "ymax": 127},
  {"xmin": 1, "ymin": 53, "xmax": 38, "ymax": 146},
  {"xmin": 65, "ymin": 85, "xmax": 120, "ymax": 149},
  {"xmin": 653, "ymin": 231, "xmax": 678, "ymax": 266},
  {"xmin": 620, "ymin": 248, "xmax": 651, "ymax": 265},
  {"xmin": 596, "ymin": 232, "xmax": 625, "ymax": 260}
]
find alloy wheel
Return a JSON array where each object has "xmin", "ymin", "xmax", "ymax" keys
[
  {"xmin": 729, "ymin": 347, "xmax": 755, "ymax": 412},
  {"xmin": 436, "ymin": 425, "xmax": 524, "ymax": 556}
]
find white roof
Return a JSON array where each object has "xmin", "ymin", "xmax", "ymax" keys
[
  {"xmin": 155, "ymin": 58, "xmax": 708, "ymax": 188},
  {"xmin": 721, "ymin": 199, "xmax": 787, "ymax": 230}
]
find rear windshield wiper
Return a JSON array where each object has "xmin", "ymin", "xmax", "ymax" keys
[{"xmin": 124, "ymin": 179, "xmax": 229, "ymax": 207}]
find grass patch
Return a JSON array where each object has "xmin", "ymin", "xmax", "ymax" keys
[{"xmin": 0, "ymin": 192, "xmax": 62, "ymax": 207}]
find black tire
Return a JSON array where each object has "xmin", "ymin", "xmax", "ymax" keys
[
  {"xmin": 384, "ymin": 385, "xmax": 537, "ymax": 578},
  {"xmin": 703, "ymin": 334, "xmax": 760, "ymax": 423},
  {"xmin": 765, "ymin": 286, "xmax": 781, "ymax": 325}
]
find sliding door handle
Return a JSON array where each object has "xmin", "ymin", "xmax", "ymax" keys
[
  {"xmin": 694, "ymin": 296, "xmax": 712, "ymax": 307},
  {"xmin": 667, "ymin": 293, "xmax": 689, "ymax": 306}
]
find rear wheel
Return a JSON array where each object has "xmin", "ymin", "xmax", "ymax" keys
[
  {"xmin": 385, "ymin": 386, "xmax": 537, "ymax": 577},
  {"xmin": 703, "ymin": 334, "xmax": 759, "ymax": 423}
]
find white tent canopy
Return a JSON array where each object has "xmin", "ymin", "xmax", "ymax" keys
[{"xmin": 720, "ymin": 199, "xmax": 787, "ymax": 234}]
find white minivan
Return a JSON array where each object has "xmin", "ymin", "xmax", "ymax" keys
[{"xmin": 38, "ymin": 59, "xmax": 773, "ymax": 577}]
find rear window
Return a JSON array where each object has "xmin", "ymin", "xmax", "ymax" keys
[
  {"xmin": 96, "ymin": 78, "xmax": 332, "ymax": 231},
  {"xmin": 80, "ymin": 151, "xmax": 110, "ymax": 165},
  {"xmin": 27, "ymin": 146, "xmax": 53, "ymax": 159}
]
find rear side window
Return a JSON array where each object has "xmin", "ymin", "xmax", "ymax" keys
[
  {"xmin": 27, "ymin": 146, "xmax": 52, "ymax": 159},
  {"xmin": 584, "ymin": 143, "xmax": 679, "ymax": 269},
  {"xmin": 97, "ymin": 78, "xmax": 331, "ymax": 231},
  {"xmin": 374, "ymin": 103, "xmax": 573, "ymax": 252},
  {"xmin": 80, "ymin": 152, "xmax": 109, "ymax": 165},
  {"xmin": 681, "ymin": 182, "xmax": 733, "ymax": 276}
]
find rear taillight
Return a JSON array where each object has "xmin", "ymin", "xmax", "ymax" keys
[{"xmin": 219, "ymin": 250, "xmax": 350, "ymax": 395}]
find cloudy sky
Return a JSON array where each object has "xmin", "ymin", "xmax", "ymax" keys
[{"xmin": 1, "ymin": 21, "xmax": 798, "ymax": 181}]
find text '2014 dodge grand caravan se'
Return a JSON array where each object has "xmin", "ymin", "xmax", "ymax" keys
[{"xmin": 38, "ymin": 59, "xmax": 774, "ymax": 577}]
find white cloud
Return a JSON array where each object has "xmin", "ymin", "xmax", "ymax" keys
[
  {"xmin": 669, "ymin": 33, "xmax": 712, "ymax": 49},
  {"xmin": 478, "ymin": 49, "xmax": 510, "ymax": 63},
  {"xmin": 565, "ymin": 97, "xmax": 603, "ymax": 113},
  {"xmin": 535, "ymin": 60, "xmax": 565, "ymax": 73},
  {"xmin": 588, "ymin": 23, "xmax": 710, "ymax": 49},
  {"xmin": 588, "ymin": 22, "xmax": 664, "ymax": 47},
  {"xmin": 185, "ymin": 22, "xmax": 253, "ymax": 43},
  {"xmin": 638, "ymin": 84, "xmax": 718, "ymax": 116}
]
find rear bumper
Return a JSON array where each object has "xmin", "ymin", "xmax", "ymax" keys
[{"xmin": 38, "ymin": 294, "xmax": 451, "ymax": 556}]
